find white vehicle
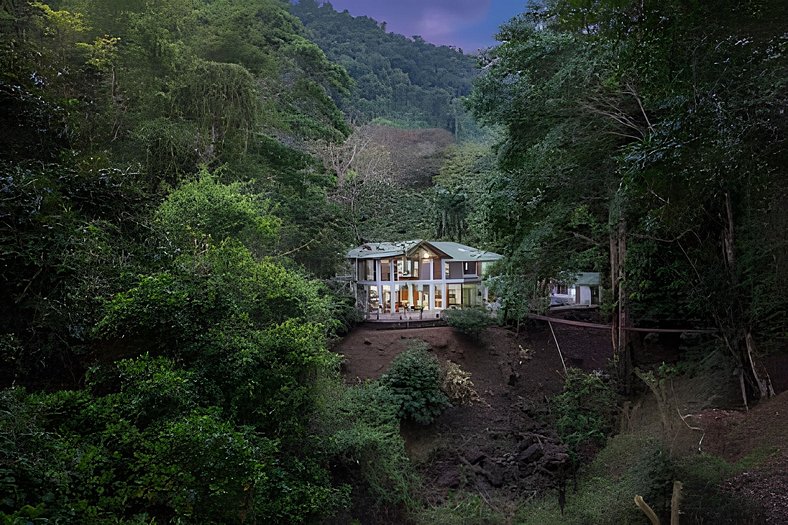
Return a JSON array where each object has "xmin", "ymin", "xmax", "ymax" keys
[{"xmin": 550, "ymin": 293, "xmax": 574, "ymax": 307}]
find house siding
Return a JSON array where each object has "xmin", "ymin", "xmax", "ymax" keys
[
  {"xmin": 448, "ymin": 262, "xmax": 463, "ymax": 279},
  {"xmin": 419, "ymin": 260, "xmax": 431, "ymax": 280}
]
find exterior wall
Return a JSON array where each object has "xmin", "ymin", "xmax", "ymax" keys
[
  {"xmin": 578, "ymin": 285, "xmax": 592, "ymax": 305},
  {"xmin": 354, "ymin": 256, "xmax": 491, "ymax": 311},
  {"xmin": 419, "ymin": 259, "xmax": 431, "ymax": 280},
  {"xmin": 447, "ymin": 261, "xmax": 463, "ymax": 279}
]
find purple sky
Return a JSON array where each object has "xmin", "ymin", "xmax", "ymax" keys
[{"xmin": 321, "ymin": 0, "xmax": 529, "ymax": 52}]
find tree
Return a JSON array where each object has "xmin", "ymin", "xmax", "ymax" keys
[
  {"xmin": 469, "ymin": 0, "xmax": 787, "ymax": 399},
  {"xmin": 0, "ymin": 0, "xmax": 414, "ymax": 521},
  {"xmin": 312, "ymin": 124, "xmax": 395, "ymax": 243}
]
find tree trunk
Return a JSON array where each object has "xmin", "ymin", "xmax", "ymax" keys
[
  {"xmin": 721, "ymin": 192, "xmax": 769, "ymax": 402},
  {"xmin": 610, "ymin": 225, "xmax": 619, "ymax": 353},
  {"xmin": 611, "ymin": 219, "xmax": 631, "ymax": 392}
]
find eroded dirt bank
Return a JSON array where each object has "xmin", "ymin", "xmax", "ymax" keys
[
  {"xmin": 335, "ymin": 323, "xmax": 613, "ymax": 511},
  {"xmin": 336, "ymin": 322, "xmax": 788, "ymax": 523}
]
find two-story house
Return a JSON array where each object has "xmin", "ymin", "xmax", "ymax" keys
[{"xmin": 347, "ymin": 240, "xmax": 503, "ymax": 314}]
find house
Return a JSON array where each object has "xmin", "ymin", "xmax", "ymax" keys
[
  {"xmin": 347, "ymin": 240, "xmax": 503, "ymax": 314},
  {"xmin": 550, "ymin": 272, "xmax": 601, "ymax": 307}
]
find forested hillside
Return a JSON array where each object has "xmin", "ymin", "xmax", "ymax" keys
[
  {"xmin": 0, "ymin": 1, "xmax": 412, "ymax": 522},
  {"xmin": 291, "ymin": 0, "xmax": 478, "ymax": 132},
  {"xmin": 2, "ymin": 0, "xmax": 787, "ymax": 523}
]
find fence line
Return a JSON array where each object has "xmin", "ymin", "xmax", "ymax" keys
[{"xmin": 526, "ymin": 313, "xmax": 717, "ymax": 334}]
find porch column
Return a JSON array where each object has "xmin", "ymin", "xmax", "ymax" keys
[
  {"xmin": 353, "ymin": 258, "xmax": 359, "ymax": 307},
  {"xmin": 429, "ymin": 284, "xmax": 435, "ymax": 310},
  {"xmin": 390, "ymin": 284, "xmax": 396, "ymax": 313},
  {"xmin": 441, "ymin": 259, "xmax": 447, "ymax": 308},
  {"xmin": 390, "ymin": 260, "xmax": 396, "ymax": 313}
]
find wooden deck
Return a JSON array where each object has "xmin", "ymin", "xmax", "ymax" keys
[
  {"xmin": 362, "ymin": 309, "xmax": 448, "ymax": 329},
  {"xmin": 364, "ymin": 309, "xmax": 445, "ymax": 323}
]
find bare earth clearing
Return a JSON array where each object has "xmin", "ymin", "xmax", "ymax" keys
[
  {"xmin": 336, "ymin": 323, "xmax": 612, "ymax": 513},
  {"xmin": 336, "ymin": 322, "xmax": 788, "ymax": 523}
]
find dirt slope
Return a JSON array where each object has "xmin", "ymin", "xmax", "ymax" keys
[
  {"xmin": 335, "ymin": 323, "xmax": 612, "ymax": 513},
  {"xmin": 698, "ymin": 391, "xmax": 788, "ymax": 524}
]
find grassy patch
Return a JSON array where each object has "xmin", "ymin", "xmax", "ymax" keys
[
  {"xmin": 517, "ymin": 434, "xmax": 671, "ymax": 524},
  {"xmin": 416, "ymin": 493, "xmax": 509, "ymax": 525},
  {"xmin": 515, "ymin": 433, "xmax": 770, "ymax": 524},
  {"xmin": 674, "ymin": 447, "xmax": 776, "ymax": 523}
]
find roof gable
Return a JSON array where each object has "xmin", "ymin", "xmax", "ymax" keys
[
  {"xmin": 405, "ymin": 240, "xmax": 451, "ymax": 259},
  {"xmin": 347, "ymin": 240, "xmax": 503, "ymax": 262}
]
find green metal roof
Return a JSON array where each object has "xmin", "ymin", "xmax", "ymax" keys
[
  {"xmin": 571, "ymin": 272, "xmax": 601, "ymax": 286},
  {"xmin": 347, "ymin": 240, "xmax": 503, "ymax": 262},
  {"xmin": 428, "ymin": 241, "xmax": 503, "ymax": 262}
]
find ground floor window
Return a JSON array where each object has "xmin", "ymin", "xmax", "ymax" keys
[
  {"xmin": 392, "ymin": 284, "xmax": 432, "ymax": 310},
  {"xmin": 398, "ymin": 285, "xmax": 409, "ymax": 310},
  {"xmin": 382, "ymin": 285, "xmax": 391, "ymax": 313},
  {"xmin": 446, "ymin": 284, "xmax": 482, "ymax": 307},
  {"xmin": 421, "ymin": 285, "xmax": 430, "ymax": 309},
  {"xmin": 461, "ymin": 284, "xmax": 481, "ymax": 307},
  {"xmin": 367, "ymin": 283, "xmax": 485, "ymax": 312},
  {"xmin": 447, "ymin": 284, "xmax": 461, "ymax": 306},
  {"xmin": 367, "ymin": 285, "xmax": 379, "ymax": 311}
]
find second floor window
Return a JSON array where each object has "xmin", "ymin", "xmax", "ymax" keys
[
  {"xmin": 397, "ymin": 259, "xmax": 419, "ymax": 278},
  {"xmin": 364, "ymin": 260, "xmax": 376, "ymax": 281}
]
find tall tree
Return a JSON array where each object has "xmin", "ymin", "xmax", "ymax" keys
[{"xmin": 469, "ymin": 0, "xmax": 787, "ymax": 398}]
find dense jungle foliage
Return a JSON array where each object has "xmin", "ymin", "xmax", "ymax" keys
[
  {"xmin": 2, "ymin": 0, "xmax": 787, "ymax": 522},
  {"xmin": 0, "ymin": 0, "xmax": 423, "ymax": 522},
  {"xmin": 467, "ymin": 0, "xmax": 788, "ymax": 399}
]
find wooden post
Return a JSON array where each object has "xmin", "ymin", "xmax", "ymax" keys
[{"xmin": 671, "ymin": 481, "xmax": 682, "ymax": 525}]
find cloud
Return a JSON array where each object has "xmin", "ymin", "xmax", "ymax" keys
[{"xmin": 323, "ymin": 0, "xmax": 492, "ymax": 47}]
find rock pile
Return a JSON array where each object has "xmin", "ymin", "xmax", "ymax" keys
[{"xmin": 435, "ymin": 428, "xmax": 570, "ymax": 493}]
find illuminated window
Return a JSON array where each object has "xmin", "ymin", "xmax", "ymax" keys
[{"xmin": 447, "ymin": 284, "xmax": 461, "ymax": 306}]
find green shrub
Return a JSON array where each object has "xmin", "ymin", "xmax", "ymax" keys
[
  {"xmin": 443, "ymin": 307, "xmax": 491, "ymax": 338},
  {"xmin": 552, "ymin": 369, "xmax": 617, "ymax": 455},
  {"xmin": 317, "ymin": 380, "xmax": 416, "ymax": 518},
  {"xmin": 381, "ymin": 341, "xmax": 449, "ymax": 425}
]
